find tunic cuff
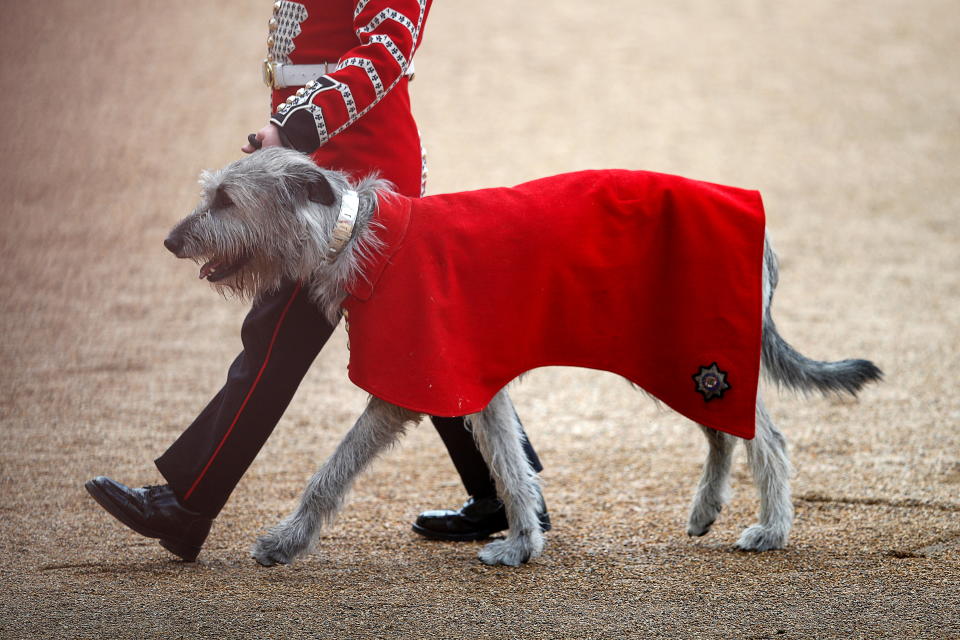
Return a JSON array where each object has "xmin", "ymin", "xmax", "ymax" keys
[{"xmin": 270, "ymin": 109, "xmax": 322, "ymax": 154}]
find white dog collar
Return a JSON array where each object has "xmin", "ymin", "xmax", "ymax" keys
[{"xmin": 327, "ymin": 189, "xmax": 360, "ymax": 262}]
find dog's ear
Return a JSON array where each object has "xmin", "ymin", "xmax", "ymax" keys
[{"xmin": 306, "ymin": 174, "xmax": 336, "ymax": 206}]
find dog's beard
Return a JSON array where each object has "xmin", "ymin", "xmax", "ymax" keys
[
  {"xmin": 198, "ymin": 255, "xmax": 249, "ymax": 282},
  {"xmin": 206, "ymin": 256, "xmax": 286, "ymax": 302}
]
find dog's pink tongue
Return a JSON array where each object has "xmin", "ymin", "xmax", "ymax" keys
[{"xmin": 199, "ymin": 260, "xmax": 220, "ymax": 280}]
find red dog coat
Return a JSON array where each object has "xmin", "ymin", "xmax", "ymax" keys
[{"xmin": 341, "ymin": 170, "xmax": 766, "ymax": 439}]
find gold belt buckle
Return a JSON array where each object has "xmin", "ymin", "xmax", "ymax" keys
[{"xmin": 262, "ymin": 59, "xmax": 277, "ymax": 89}]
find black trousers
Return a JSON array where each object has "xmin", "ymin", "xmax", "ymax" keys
[{"xmin": 155, "ymin": 280, "xmax": 542, "ymax": 517}]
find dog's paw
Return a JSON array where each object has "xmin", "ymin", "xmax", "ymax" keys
[
  {"xmin": 250, "ymin": 530, "xmax": 299, "ymax": 567},
  {"xmin": 687, "ymin": 505, "xmax": 721, "ymax": 537},
  {"xmin": 477, "ymin": 531, "xmax": 544, "ymax": 567},
  {"xmin": 686, "ymin": 517, "xmax": 716, "ymax": 538},
  {"xmin": 478, "ymin": 539, "xmax": 529, "ymax": 567},
  {"xmin": 734, "ymin": 524, "xmax": 788, "ymax": 552}
]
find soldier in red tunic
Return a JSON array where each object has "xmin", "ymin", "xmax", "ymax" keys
[{"xmin": 86, "ymin": 0, "xmax": 547, "ymax": 562}]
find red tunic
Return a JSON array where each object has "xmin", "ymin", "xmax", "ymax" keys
[
  {"xmin": 269, "ymin": 0, "xmax": 431, "ymax": 196},
  {"xmin": 341, "ymin": 170, "xmax": 767, "ymax": 439}
]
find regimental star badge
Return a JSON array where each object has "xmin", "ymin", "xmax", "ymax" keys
[{"xmin": 692, "ymin": 362, "xmax": 731, "ymax": 402}]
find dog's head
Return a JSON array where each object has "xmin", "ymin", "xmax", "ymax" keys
[{"xmin": 165, "ymin": 148, "xmax": 344, "ymax": 299}]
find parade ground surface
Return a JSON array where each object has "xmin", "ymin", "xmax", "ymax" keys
[{"xmin": 1, "ymin": 1, "xmax": 958, "ymax": 638}]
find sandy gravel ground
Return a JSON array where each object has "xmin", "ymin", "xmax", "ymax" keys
[{"xmin": 1, "ymin": 1, "xmax": 958, "ymax": 638}]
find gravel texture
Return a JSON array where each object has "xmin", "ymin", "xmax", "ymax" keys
[{"xmin": 1, "ymin": 1, "xmax": 958, "ymax": 638}]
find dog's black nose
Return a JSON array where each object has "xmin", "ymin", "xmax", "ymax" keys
[{"xmin": 164, "ymin": 235, "xmax": 182, "ymax": 255}]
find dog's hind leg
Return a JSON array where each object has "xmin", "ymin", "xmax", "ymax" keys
[
  {"xmin": 470, "ymin": 390, "xmax": 545, "ymax": 566},
  {"xmin": 736, "ymin": 396, "xmax": 793, "ymax": 551},
  {"xmin": 687, "ymin": 425, "xmax": 736, "ymax": 537},
  {"xmin": 251, "ymin": 397, "xmax": 421, "ymax": 566}
]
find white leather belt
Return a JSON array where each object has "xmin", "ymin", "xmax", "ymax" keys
[{"xmin": 263, "ymin": 60, "xmax": 415, "ymax": 89}]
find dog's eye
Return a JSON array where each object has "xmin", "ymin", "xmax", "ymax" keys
[{"xmin": 211, "ymin": 187, "xmax": 233, "ymax": 210}]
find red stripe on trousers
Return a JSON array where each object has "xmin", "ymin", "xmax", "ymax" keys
[{"xmin": 183, "ymin": 282, "xmax": 303, "ymax": 502}]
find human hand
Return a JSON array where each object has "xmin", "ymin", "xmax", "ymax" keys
[{"xmin": 241, "ymin": 123, "xmax": 283, "ymax": 153}]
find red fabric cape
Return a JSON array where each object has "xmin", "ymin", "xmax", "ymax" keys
[{"xmin": 341, "ymin": 170, "xmax": 766, "ymax": 439}]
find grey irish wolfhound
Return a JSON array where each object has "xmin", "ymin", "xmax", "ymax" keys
[{"xmin": 164, "ymin": 148, "xmax": 882, "ymax": 567}]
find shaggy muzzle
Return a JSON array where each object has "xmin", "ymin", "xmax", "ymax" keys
[{"xmin": 164, "ymin": 215, "xmax": 251, "ymax": 284}]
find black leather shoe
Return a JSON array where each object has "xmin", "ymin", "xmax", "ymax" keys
[
  {"xmin": 412, "ymin": 495, "xmax": 552, "ymax": 541},
  {"xmin": 84, "ymin": 476, "xmax": 212, "ymax": 562}
]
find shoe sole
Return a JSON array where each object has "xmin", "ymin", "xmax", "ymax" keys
[
  {"xmin": 410, "ymin": 523, "xmax": 504, "ymax": 541},
  {"xmin": 84, "ymin": 480, "xmax": 200, "ymax": 562},
  {"xmin": 411, "ymin": 520, "xmax": 551, "ymax": 542},
  {"xmin": 158, "ymin": 539, "xmax": 201, "ymax": 563}
]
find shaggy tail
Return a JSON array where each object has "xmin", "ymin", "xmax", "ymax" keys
[
  {"xmin": 760, "ymin": 239, "xmax": 883, "ymax": 396},
  {"xmin": 761, "ymin": 311, "xmax": 883, "ymax": 396}
]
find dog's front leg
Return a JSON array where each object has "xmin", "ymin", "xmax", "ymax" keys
[
  {"xmin": 469, "ymin": 389, "xmax": 545, "ymax": 567},
  {"xmin": 251, "ymin": 397, "xmax": 421, "ymax": 566}
]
